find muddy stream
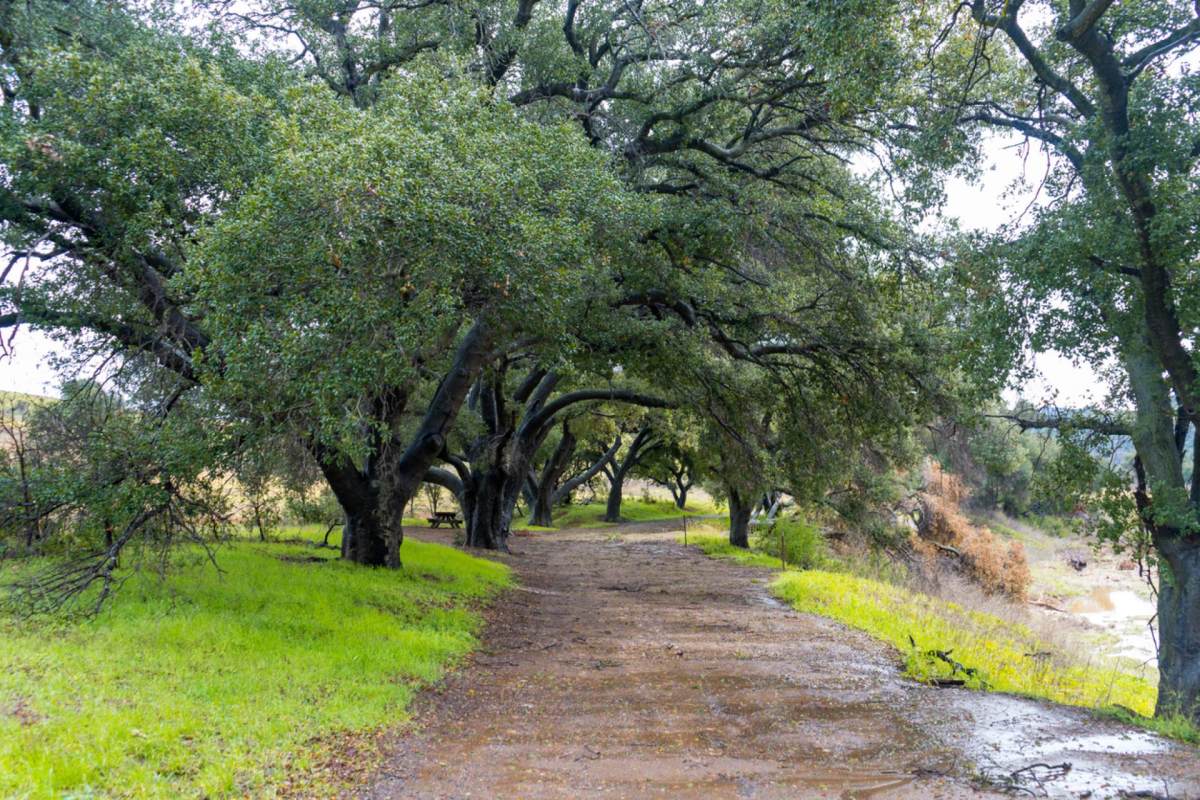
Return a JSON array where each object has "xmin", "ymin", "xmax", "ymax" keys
[{"xmin": 361, "ymin": 527, "xmax": 1199, "ymax": 799}]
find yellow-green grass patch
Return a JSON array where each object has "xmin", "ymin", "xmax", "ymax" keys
[
  {"xmin": 0, "ymin": 538, "xmax": 510, "ymax": 798},
  {"xmin": 552, "ymin": 498, "xmax": 718, "ymax": 529},
  {"xmin": 771, "ymin": 570, "xmax": 1156, "ymax": 716}
]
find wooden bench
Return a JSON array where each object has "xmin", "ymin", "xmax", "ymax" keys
[{"xmin": 426, "ymin": 511, "xmax": 462, "ymax": 529}]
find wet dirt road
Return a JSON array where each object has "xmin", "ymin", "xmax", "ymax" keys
[{"xmin": 364, "ymin": 528, "xmax": 1200, "ymax": 799}]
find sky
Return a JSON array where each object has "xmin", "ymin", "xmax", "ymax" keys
[
  {"xmin": 1, "ymin": 328, "xmax": 61, "ymax": 397},
  {"xmin": 942, "ymin": 137, "xmax": 1106, "ymax": 408},
  {"xmin": 0, "ymin": 137, "xmax": 1106, "ymax": 405}
]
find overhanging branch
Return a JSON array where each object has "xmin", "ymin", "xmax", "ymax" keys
[{"xmin": 987, "ymin": 411, "xmax": 1131, "ymax": 437}]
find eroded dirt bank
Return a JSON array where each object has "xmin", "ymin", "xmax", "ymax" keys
[{"xmin": 363, "ymin": 527, "xmax": 1200, "ymax": 799}]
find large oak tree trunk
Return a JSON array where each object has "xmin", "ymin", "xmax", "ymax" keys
[
  {"xmin": 529, "ymin": 481, "xmax": 557, "ymax": 527},
  {"xmin": 529, "ymin": 422, "xmax": 576, "ymax": 527},
  {"xmin": 378, "ymin": 319, "xmax": 495, "ymax": 565},
  {"xmin": 463, "ymin": 466, "xmax": 520, "ymax": 551},
  {"xmin": 318, "ymin": 453, "xmax": 389, "ymax": 566},
  {"xmin": 1120, "ymin": 332, "xmax": 1198, "ymax": 722},
  {"xmin": 341, "ymin": 506, "xmax": 388, "ymax": 565},
  {"xmin": 1156, "ymin": 535, "xmax": 1200, "ymax": 722},
  {"xmin": 317, "ymin": 320, "xmax": 493, "ymax": 567},
  {"xmin": 603, "ymin": 472, "xmax": 625, "ymax": 522},
  {"xmin": 464, "ymin": 482, "xmax": 504, "ymax": 550},
  {"xmin": 728, "ymin": 488, "xmax": 752, "ymax": 549}
]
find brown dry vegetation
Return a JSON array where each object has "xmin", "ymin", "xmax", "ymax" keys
[{"xmin": 912, "ymin": 463, "xmax": 1031, "ymax": 600}]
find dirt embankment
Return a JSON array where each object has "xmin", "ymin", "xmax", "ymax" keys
[{"xmin": 361, "ymin": 527, "xmax": 1200, "ymax": 800}]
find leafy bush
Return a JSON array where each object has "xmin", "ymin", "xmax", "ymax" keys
[{"xmin": 751, "ymin": 517, "xmax": 828, "ymax": 569}]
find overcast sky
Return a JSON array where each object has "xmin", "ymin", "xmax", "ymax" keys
[
  {"xmin": 943, "ymin": 136, "xmax": 1104, "ymax": 408},
  {"xmin": 0, "ymin": 136, "xmax": 1105, "ymax": 404}
]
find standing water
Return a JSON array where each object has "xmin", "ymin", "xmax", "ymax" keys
[{"xmin": 1066, "ymin": 586, "xmax": 1158, "ymax": 663}]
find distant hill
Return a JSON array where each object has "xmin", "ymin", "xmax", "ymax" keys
[
  {"xmin": 0, "ymin": 390, "xmax": 53, "ymax": 403},
  {"xmin": 0, "ymin": 390, "xmax": 54, "ymax": 422}
]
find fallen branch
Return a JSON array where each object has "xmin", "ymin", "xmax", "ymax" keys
[
  {"xmin": 1008, "ymin": 761, "xmax": 1071, "ymax": 795},
  {"xmin": 1028, "ymin": 599, "xmax": 1066, "ymax": 613},
  {"xmin": 908, "ymin": 635, "xmax": 988, "ymax": 688},
  {"xmin": 928, "ymin": 678, "xmax": 966, "ymax": 687},
  {"xmin": 930, "ymin": 541, "xmax": 963, "ymax": 558}
]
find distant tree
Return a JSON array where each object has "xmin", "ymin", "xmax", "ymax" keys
[
  {"xmin": 643, "ymin": 446, "xmax": 701, "ymax": 511},
  {"xmin": 524, "ymin": 419, "xmax": 620, "ymax": 528},
  {"xmin": 285, "ymin": 484, "xmax": 343, "ymax": 548},
  {"xmin": 234, "ymin": 448, "xmax": 285, "ymax": 542},
  {"xmin": 0, "ymin": 398, "xmax": 45, "ymax": 549},
  {"xmin": 639, "ymin": 413, "xmax": 712, "ymax": 510},
  {"xmin": 427, "ymin": 367, "xmax": 671, "ymax": 549},
  {"xmin": 928, "ymin": 409, "xmax": 1069, "ymax": 518},
  {"xmin": 600, "ymin": 425, "xmax": 661, "ymax": 523}
]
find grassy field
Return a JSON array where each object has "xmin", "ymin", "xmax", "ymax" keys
[
  {"xmin": 548, "ymin": 497, "xmax": 718, "ymax": 529},
  {"xmin": 0, "ymin": 533, "xmax": 510, "ymax": 798}
]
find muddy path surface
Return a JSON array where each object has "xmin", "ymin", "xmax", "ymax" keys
[{"xmin": 363, "ymin": 528, "xmax": 1200, "ymax": 799}]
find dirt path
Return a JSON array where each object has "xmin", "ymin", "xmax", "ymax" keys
[{"xmin": 363, "ymin": 528, "xmax": 1200, "ymax": 799}]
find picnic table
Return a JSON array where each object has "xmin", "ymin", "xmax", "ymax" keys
[{"xmin": 426, "ymin": 510, "xmax": 463, "ymax": 529}]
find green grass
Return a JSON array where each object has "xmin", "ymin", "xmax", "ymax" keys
[
  {"xmin": 0, "ymin": 535, "xmax": 511, "ymax": 798},
  {"xmin": 551, "ymin": 498, "xmax": 717, "ymax": 528},
  {"xmin": 771, "ymin": 569, "xmax": 1158, "ymax": 717},
  {"xmin": 277, "ymin": 520, "xmax": 430, "ymax": 539},
  {"xmin": 1109, "ymin": 705, "xmax": 1200, "ymax": 744},
  {"xmin": 687, "ymin": 533, "xmax": 792, "ymax": 569},
  {"xmin": 684, "ymin": 517, "xmax": 830, "ymax": 571}
]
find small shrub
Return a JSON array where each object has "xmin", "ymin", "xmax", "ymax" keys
[{"xmin": 752, "ymin": 517, "xmax": 827, "ymax": 569}]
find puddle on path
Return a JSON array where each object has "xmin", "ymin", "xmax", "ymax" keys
[{"xmin": 943, "ymin": 691, "xmax": 1191, "ymax": 798}]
